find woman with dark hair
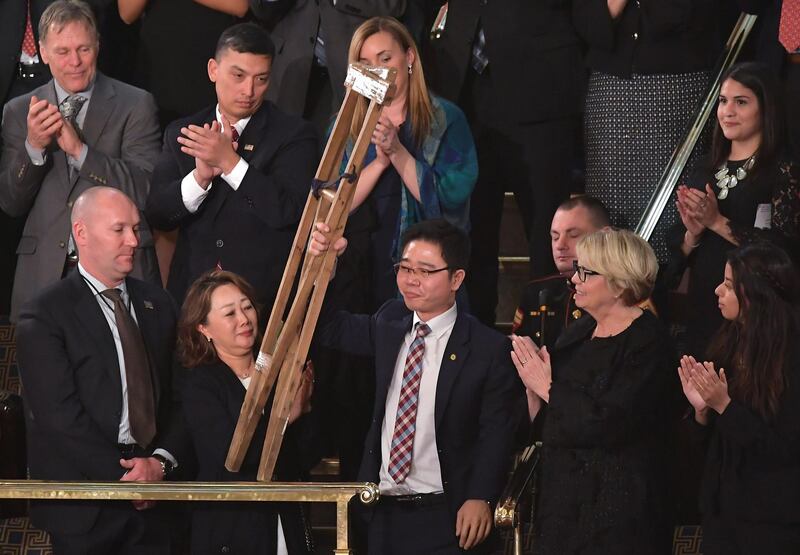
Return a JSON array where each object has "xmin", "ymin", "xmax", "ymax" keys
[
  {"xmin": 178, "ymin": 270, "xmax": 315, "ymax": 554},
  {"xmin": 679, "ymin": 242, "xmax": 800, "ymax": 553},
  {"xmin": 668, "ymin": 61, "xmax": 800, "ymax": 358}
]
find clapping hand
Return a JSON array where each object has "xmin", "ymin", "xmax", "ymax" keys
[
  {"xmin": 179, "ymin": 119, "xmax": 239, "ymax": 186},
  {"xmin": 510, "ymin": 334, "xmax": 551, "ymax": 402},
  {"xmin": 56, "ymin": 116, "xmax": 84, "ymax": 159},
  {"xmin": 372, "ymin": 115, "xmax": 400, "ymax": 156},
  {"xmin": 679, "ymin": 355, "xmax": 730, "ymax": 415},
  {"xmin": 678, "ymin": 355, "xmax": 709, "ymax": 422},
  {"xmin": 689, "ymin": 358, "xmax": 730, "ymax": 414},
  {"xmin": 26, "ymin": 96, "xmax": 62, "ymax": 150},
  {"xmin": 675, "ymin": 185, "xmax": 706, "ymax": 237}
]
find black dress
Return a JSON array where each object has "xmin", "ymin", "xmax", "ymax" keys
[
  {"xmin": 182, "ymin": 362, "xmax": 318, "ymax": 555},
  {"xmin": 666, "ymin": 157, "xmax": 800, "ymax": 358},
  {"xmin": 533, "ymin": 311, "xmax": 678, "ymax": 554},
  {"xmin": 694, "ymin": 346, "xmax": 800, "ymax": 554}
]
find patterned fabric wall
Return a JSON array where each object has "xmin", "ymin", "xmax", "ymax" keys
[{"xmin": 0, "ymin": 317, "xmax": 19, "ymax": 395}]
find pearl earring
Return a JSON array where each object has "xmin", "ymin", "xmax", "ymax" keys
[{"xmin": 408, "ymin": 64, "xmax": 413, "ymax": 75}]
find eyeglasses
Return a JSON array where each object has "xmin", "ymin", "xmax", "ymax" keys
[
  {"xmin": 393, "ymin": 263, "xmax": 450, "ymax": 279},
  {"xmin": 573, "ymin": 260, "xmax": 602, "ymax": 282}
]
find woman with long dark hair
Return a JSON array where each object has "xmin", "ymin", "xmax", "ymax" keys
[
  {"xmin": 679, "ymin": 242, "xmax": 800, "ymax": 553},
  {"xmin": 667, "ymin": 61, "xmax": 800, "ymax": 358}
]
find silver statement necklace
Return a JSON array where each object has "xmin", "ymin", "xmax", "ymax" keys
[{"xmin": 714, "ymin": 155, "xmax": 756, "ymax": 200}]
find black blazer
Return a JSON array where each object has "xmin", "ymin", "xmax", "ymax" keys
[
  {"xmin": 697, "ymin": 347, "xmax": 800, "ymax": 526},
  {"xmin": 572, "ymin": 0, "xmax": 718, "ymax": 77},
  {"xmin": 318, "ymin": 299, "xmax": 525, "ymax": 517},
  {"xmin": 424, "ymin": 0, "xmax": 585, "ymax": 124},
  {"xmin": 737, "ymin": 0, "xmax": 790, "ymax": 72},
  {"xmin": 182, "ymin": 361, "xmax": 318, "ymax": 554},
  {"xmin": 15, "ymin": 270, "xmax": 187, "ymax": 535},
  {"xmin": 146, "ymin": 101, "xmax": 318, "ymax": 307}
]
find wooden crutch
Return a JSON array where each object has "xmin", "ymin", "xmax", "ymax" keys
[{"xmin": 225, "ymin": 64, "xmax": 396, "ymax": 481}]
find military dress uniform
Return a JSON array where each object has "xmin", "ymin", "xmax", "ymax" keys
[{"xmin": 511, "ymin": 274, "xmax": 583, "ymax": 350}]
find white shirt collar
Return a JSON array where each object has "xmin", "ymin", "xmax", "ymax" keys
[
  {"xmin": 215, "ymin": 104, "xmax": 251, "ymax": 136},
  {"xmin": 412, "ymin": 302, "xmax": 457, "ymax": 339},
  {"xmin": 77, "ymin": 263, "xmax": 128, "ymax": 297},
  {"xmin": 53, "ymin": 78, "xmax": 95, "ymax": 104}
]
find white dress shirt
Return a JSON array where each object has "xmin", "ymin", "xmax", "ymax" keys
[
  {"xmin": 78, "ymin": 264, "xmax": 176, "ymax": 465},
  {"xmin": 378, "ymin": 302, "xmax": 458, "ymax": 495},
  {"xmin": 180, "ymin": 105, "xmax": 251, "ymax": 213}
]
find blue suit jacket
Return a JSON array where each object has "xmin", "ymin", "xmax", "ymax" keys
[{"xmin": 319, "ymin": 299, "xmax": 525, "ymax": 516}]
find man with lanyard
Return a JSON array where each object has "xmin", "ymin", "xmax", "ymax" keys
[{"xmin": 16, "ymin": 186, "xmax": 188, "ymax": 553}]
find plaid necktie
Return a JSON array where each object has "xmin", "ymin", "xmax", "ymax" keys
[
  {"xmin": 779, "ymin": 0, "xmax": 800, "ymax": 53},
  {"xmin": 471, "ymin": 27, "xmax": 489, "ymax": 74},
  {"xmin": 387, "ymin": 322, "xmax": 432, "ymax": 483},
  {"xmin": 102, "ymin": 289, "xmax": 156, "ymax": 447}
]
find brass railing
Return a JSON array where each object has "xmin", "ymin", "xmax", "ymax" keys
[
  {"xmin": 0, "ymin": 480, "xmax": 379, "ymax": 554},
  {"xmin": 494, "ymin": 443, "xmax": 541, "ymax": 555}
]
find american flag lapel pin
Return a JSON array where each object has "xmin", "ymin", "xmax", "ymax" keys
[
  {"xmin": 244, "ymin": 144, "xmax": 254, "ymax": 151},
  {"xmin": 143, "ymin": 300, "xmax": 154, "ymax": 310}
]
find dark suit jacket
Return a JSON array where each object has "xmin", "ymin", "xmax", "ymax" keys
[
  {"xmin": 0, "ymin": 73, "xmax": 162, "ymax": 322},
  {"xmin": 572, "ymin": 0, "xmax": 718, "ymax": 77},
  {"xmin": 15, "ymin": 270, "xmax": 188, "ymax": 535},
  {"xmin": 146, "ymin": 101, "xmax": 318, "ymax": 307},
  {"xmin": 318, "ymin": 299, "xmax": 524, "ymax": 517},
  {"xmin": 255, "ymin": 0, "xmax": 407, "ymax": 115},
  {"xmin": 424, "ymin": 0, "xmax": 584, "ymax": 124},
  {"xmin": 737, "ymin": 0, "xmax": 790, "ymax": 71},
  {"xmin": 182, "ymin": 361, "xmax": 319, "ymax": 554}
]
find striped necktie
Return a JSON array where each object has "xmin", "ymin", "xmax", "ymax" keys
[{"xmin": 387, "ymin": 322, "xmax": 432, "ymax": 483}]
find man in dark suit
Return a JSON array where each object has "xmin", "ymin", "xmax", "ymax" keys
[
  {"xmin": 16, "ymin": 186, "xmax": 188, "ymax": 554},
  {"xmin": 146, "ymin": 22, "xmax": 318, "ymax": 308},
  {"xmin": 0, "ymin": 0, "xmax": 162, "ymax": 322},
  {"xmin": 424, "ymin": 0, "xmax": 585, "ymax": 326},
  {"xmin": 312, "ymin": 219, "xmax": 524, "ymax": 554}
]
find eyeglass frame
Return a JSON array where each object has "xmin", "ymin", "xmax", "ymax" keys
[
  {"xmin": 572, "ymin": 259, "xmax": 602, "ymax": 282},
  {"xmin": 393, "ymin": 262, "xmax": 451, "ymax": 279}
]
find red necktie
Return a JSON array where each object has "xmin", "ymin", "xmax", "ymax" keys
[
  {"xmin": 387, "ymin": 322, "xmax": 431, "ymax": 483},
  {"xmin": 779, "ymin": 0, "xmax": 800, "ymax": 52},
  {"xmin": 22, "ymin": 0, "xmax": 37, "ymax": 57},
  {"xmin": 230, "ymin": 126, "xmax": 240, "ymax": 143}
]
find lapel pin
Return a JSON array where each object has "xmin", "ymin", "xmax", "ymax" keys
[
  {"xmin": 244, "ymin": 144, "xmax": 254, "ymax": 151},
  {"xmin": 143, "ymin": 300, "xmax": 154, "ymax": 310},
  {"xmin": 449, "ymin": 354, "xmax": 456, "ymax": 361}
]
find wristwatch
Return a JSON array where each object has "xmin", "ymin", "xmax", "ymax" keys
[{"xmin": 152, "ymin": 454, "xmax": 175, "ymax": 477}]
